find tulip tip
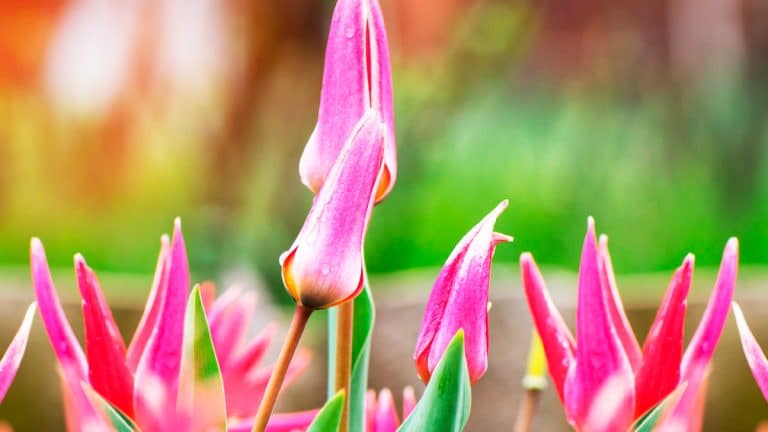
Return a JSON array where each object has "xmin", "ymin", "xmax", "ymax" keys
[
  {"xmin": 726, "ymin": 237, "xmax": 739, "ymax": 253},
  {"xmin": 30, "ymin": 237, "xmax": 43, "ymax": 253},
  {"xmin": 493, "ymin": 232, "xmax": 514, "ymax": 244},
  {"xmin": 73, "ymin": 253, "xmax": 86, "ymax": 266},
  {"xmin": 174, "ymin": 217, "xmax": 182, "ymax": 232},
  {"xmin": 683, "ymin": 253, "xmax": 695, "ymax": 266},
  {"xmin": 160, "ymin": 234, "xmax": 170, "ymax": 247},
  {"xmin": 598, "ymin": 233, "xmax": 608, "ymax": 246}
]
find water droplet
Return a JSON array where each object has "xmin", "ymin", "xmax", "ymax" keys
[
  {"xmin": 320, "ymin": 265, "xmax": 331, "ymax": 276},
  {"xmin": 344, "ymin": 28, "xmax": 355, "ymax": 38}
]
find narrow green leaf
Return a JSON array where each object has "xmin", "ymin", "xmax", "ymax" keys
[
  {"xmin": 349, "ymin": 283, "xmax": 375, "ymax": 432},
  {"xmin": 81, "ymin": 384, "xmax": 139, "ymax": 432},
  {"xmin": 178, "ymin": 285, "xmax": 227, "ymax": 428},
  {"xmin": 307, "ymin": 391, "xmax": 346, "ymax": 432},
  {"xmin": 398, "ymin": 331, "xmax": 471, "ymax": 432},
  {"xmin": 631, "ymin": 383, "xmax": 686, "ymax": 432}
]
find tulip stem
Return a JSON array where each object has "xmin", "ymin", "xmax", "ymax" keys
[
  {"xmin": 252, "ymin": 305, "xmax": 313, "ymax": 432},
  {"xmin": 513, "ymin": 388, "xmax": 541, "ymax": 432},
  {"xmin": 335, "ymin": 300, "xmax": 354, "ymax": 432}
]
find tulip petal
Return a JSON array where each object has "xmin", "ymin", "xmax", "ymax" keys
[
  {"xmin": 300, "ymin": 0, "xmax": 396, "ymax": 202},
  {"xmin": 634, "ymin": 254, "xmax": 694, "ymax": 417},
  {"xmin": 134, "ymin": 219, "xmax": 191, "ymax": 430},
  {"xmin": 75, "ymin": 255, "xmax": 135, "ymax": 417},
  {"xmin": 564, "ymin": 218, "xmax": 634, "ymax": 430},
  {"xmin": 598, "ymin": 235, "xmax": 642, "ymax": 371},
  {"xmin": 371, "ymin": 388, "xmax": 399, "ymax": 432},
  {"xmin": 126, "ymin": 235, "xmax": 170, "ymax": 371},
  {"xmin": 402, "ymin": 386, "xmax": 416, "ymax": 421},
  {"xmin": 680, "ymin": 238, "xmax": 738, "ymax": 380},
  {"xmin": 732, "ymin": 302, "xmax": 768, "ymax": 401},
  {"xmin": 414, "ymin": 200, "xmax": 510, "ymax": 383},
  {"xmin": 519, "ymin": 253, "xmax": 575, "ymax": 402},
  {"xmin": 0, "ymin": 302, "xmax": 36, "ymax": 403},
  {"xmin": 655, "ymin": 364, "xmax": 709, "ymax": 432},
  {"xmin": 209, "ymin": 290, "xmax": 256, "ymax": 369},
  {"xmin": 30, "ymin": 238, "xmax": 88, "ymax": 381},
  {"xmin": 368, "ymin": 0, "xmax": 396, "ymax": 201},
  {"xmin": 282, "ymin": 111, "xmax": 385, "ymax": 309},
  {"xmin": 227, "ymin": 410, "xmax": 320, "ymax": 432}
]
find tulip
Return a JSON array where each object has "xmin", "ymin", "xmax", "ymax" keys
[
  {"xmin": 282, "ymin": 111, "xmax": 385, "ymax": 309},
  {"xmin": 732, "ymin": 302, "xmax": 768, "ymax": 402},
  {"xmin": 0, "ymin": 302, "xmax": 36, "ymax": 404},
  {"xmin": 520, "ymin": 218, "xmax": 737, "ymax": 431},
  {"xmin": 413, "ymin": 200, "xmax": 512, "ymax": 384},
  {"xmin": 31, "ymin": 220, "xmax": 315, "ymax": 431},
  {"xmin": 299, "ymin": 0, "xmax": 396, "ymax": 202},
  {"xmin": 365, "ymin": 387, "xmax": 415, "ymax": 432}
]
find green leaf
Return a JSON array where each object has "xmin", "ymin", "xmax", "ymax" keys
[
  {"xmin": 349, "ymin": 283, "xmax": 375, "ymax": 432},
  {"xmin": 178, "ymin": 284, "xmax": 227, "ymax": 429},
  {"xmin": 630, "ymin": 384, "xmax": 686, "ymax": 432},
  {"xmin": 307, "ymin": 391, "xmax": 346, "ymax": 432},
  {"xmin": 398, "ymin": 331, "xmax": 471, "ymax": 432},
  {"xmin": 326, "ymin": 282, "xmax": 376, "ymax": 432},
  {"xmin": 81, "ymin": 384, "xmax": 139, "ymax": 432}
]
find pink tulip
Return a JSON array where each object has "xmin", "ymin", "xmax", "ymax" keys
[
  {"xmin": 365, "ymin": 387, "xmax": 415, "ymax": 432},
  {"xmin": 520, "ymin": 218, "xmax": 737, "ymax": 430},
  {"xmin": 732, "ymin": 302, "xmax": 768, "ymax": 402},
  {"xmin": 413, "ymin": 201, "xmax": 511, "ymax": 384},
  {"xmin": 0, "ymin": 302, "xmax": 36, "ymax": 404},
  {"xmin": 300, "ymin": 0, "xmax": 396, "ymax": 203},
  {"xmin": 282, "ymin": 111, "xmax": 385, "ymax": 309},
  {"xmin": 31, "ymin": 220, "xmax": 314, "ymax": 431}
]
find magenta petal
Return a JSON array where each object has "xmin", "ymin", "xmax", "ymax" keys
[
  {"xmin": 680, "ymin": 238, "xmax": 738, "ymax": 380},
  {"xmin": 634, "ymin": 254, "xmax": 693, "ymax": 417},
  {"xmin": 282, "ymin": 111, "xmax": 385, "ymax": 309},
  {"xmin": 227, "ymin": 409, "xmax": 319, "ymax": 432},
  {"xmin": 732, "ymin": 302, "xmax": 768, "ymax": 401},
  {"xmin": 209, "ymin": 290, "xmax": 256, "ymax": 369},
  {"xmin": 300, "ymin": 0, "xmax": 396, "ymax": 202},
  {"xmin": 30, "ymin": 238, "xmax": 88, "ymax": 381},
  {"xmin": 75, "ymin": 255, "xmax": 135, "ymax": 417},
  {"xmin": 413, "ymin": 200, "xmax": 510, "ymax": 383},
  {"xmin": 598, "ymin": 235, "xmax": 642, "ymax": 371},
  {"xmin": 656, "ymin": 364, "xmax": 709, "ymax": 432},
  {"xmin": 402, "ymin": 386, "xmax": 415, "ymax": 420},
  {"xmin": 126, "ymin": 235, "xmax": 170, "ymax": 371},
  {"xmin": 564, "ymin": 218, "xmax": 634, "ymax": 430},
  {"xmin": 371, "ymin": 388, "xmax": 399, "ymax": 432},
  {"xmin": 0, "ymin": 303, "xmax": 35, "ymax": 403},
  {"xmin": 519, "ymin": 253, "xmax": 575, "ymax": 402},
  {"xmin": 134, "ymin": 219, "xmax": 191, "ymax": 429}
]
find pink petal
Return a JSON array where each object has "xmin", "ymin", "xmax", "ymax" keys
[
  {"xmin": 134, "ymin": 219, "xmax": 191, "ymax": 430},
  {"xmin": 564, "ymin": 218, "xmax": 634, "ymax": 430},
  {"xmin": 300, "ymin": 0, "xmax": 396, "ymax": 202},
  {"xmin": 634, "ymin": 254, "xmax": 693, "ymax": 417},
  {"xmin": 0, "ymin": 303, "xmax": 36, "ymax": 403},
  {"xmin": 598, "ymin": 235, "xmax": 642, "ymax": 371},
  {"xmin": 224, "ymin": 348, "xmax": 312, "ymax": 418},
  {"xmin": 371, "ymin": 388, "xmax": 399, "ymax": 432},
  {"xmin": 126, "ymin": 235, "xmax": 170, "ymax": 371},
  {"xmin": 367, "ymin": 0, "xmax": 397, "ymax": 201},
  {"xmin": 414, "ymin": 200, "xmax": 510, "ymax": 383},
  {"xmin": 30, "ymin": 238, "xmax": 88, "ymax": 381},
  {"xmin": 75, "ymin": 256, "xmax": 134, "ymax": 417},
  {"xmin": 228, "ymin": 409, "xmax": 319, "ymax": 432},
  {"xmin": 209, "ymin": 290, "xmax": 256, "ymax": 369},
  {"xmin": 282, "ymin": 111, "xmax": 385, "ymax": 309},
  {"xmin": 402, "ymin": 386, "xmax": 415, "ymax": 420},
  {"xmin": 226, "ymin": 323, "xmax": 278, "ymax": 377},
  {"xmin": 680, "ymin": 238, "xmax": 738, "ymax": 380},
  {"xmin": 656, "ymin": 364, "xmax": 709, "ymax": 432},
  {"xmin": 365, "ymin": 390, "xmax": 376, "ymax": 432},
  {"xmin": 732, "ymin": 302, "xmax": 768, "ymax": 401},
  {"xmin": 519, "ymin": 253, "xmax": 575, "ymax": 402},
  {"xmin": 58, "ymin": 365, "xmax": 107, "ymax": 432}
]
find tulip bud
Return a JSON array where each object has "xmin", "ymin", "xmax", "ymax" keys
[
  {"xmin": 413, "ymin": 201, "xmax": 511, "ymax": 384},
  {"xmin": 300, "ymin": 0, "xmax": 396, "ymax": 202},
  {"xmin": 281, "ymin": 111, "xmax": 385, "ymax": 309}
]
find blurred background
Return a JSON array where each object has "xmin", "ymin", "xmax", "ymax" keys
[{"xmin": 1, "ymin": 0, "xmax": 768, "ymax": 430}]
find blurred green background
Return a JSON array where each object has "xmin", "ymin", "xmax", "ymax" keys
[{"xmin": 1, "ymin": 0, "xmax": 767, "ymax": 300}]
